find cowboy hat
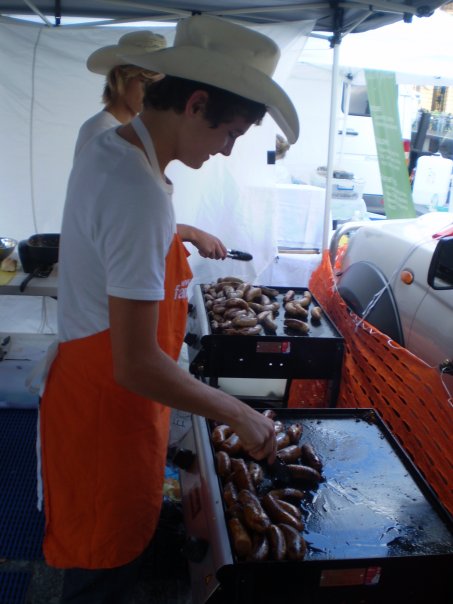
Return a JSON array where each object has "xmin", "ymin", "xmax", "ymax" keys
[
  {"xmin": 119, "ymin": 15, "xmax": 299, "ymax": 144},
  {"xmin": 87, "ymin": 30, "xmax": 167, "ymax": 75}
]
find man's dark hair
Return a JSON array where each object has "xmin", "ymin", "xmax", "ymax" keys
[{"xmin": 143, "ymin": 76, "xmax": 266, "ymax": 127}]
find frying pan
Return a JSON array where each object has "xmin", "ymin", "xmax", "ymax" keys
[{"xmin": 18, "ymin": 233, "xmax": 60, "ymax": 292}]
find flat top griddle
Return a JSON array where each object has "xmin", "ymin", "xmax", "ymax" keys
[{"xmin": 212, "ymin": 408, "xmax": 453, "ymax": 563}]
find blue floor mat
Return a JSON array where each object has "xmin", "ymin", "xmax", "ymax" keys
[
  {"xmin": 0, "ymin": 572, "xmax": 32, "ymax": 604},
  {"xmin": 0, "ymin": 409, "xmax": 44, "ymax": 559}
]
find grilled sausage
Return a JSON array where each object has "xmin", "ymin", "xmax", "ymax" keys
[
  {"xmin": 284, "ymin": 318, "xmax": 310, "ymax": 334},
  {"xmin": 273, "ymin": 420, "xmax": 285, "ymax": 434},
  {"xmin": 276, "ymin": 499, "xmax": 303, "ymax": 524},
  {"xmin": 268, "ymin": 525, "xmax": 287, "ymax": 561},
  {"xmin": 228, "ymin": 517, "xmax": 252, "ymax": 559},
  {"xmin": 230, "ymin": 458, "xmax": 256, "ymax": 493},
  {"xmin": 238, "ymin": 489, "xmax": 271, "ymax": 534},
  {"xmin": 276, "ymin": 431, "xmax": 291, "ymax": 450},
  {"xmin": 300, "ymin": 443, "xmax": 323, "ymax": 472},
  {"xmin": 286, "ymin": 422, "xmax": 303, "ymax": 444},
  {"xmin": 262, "ymin": 409, "xmax": 277, "ymax": 420},
  {"xmin": 287, "ymin": 464, "xmax": 323, "ymax": 484},
  {"xmin": 223, "ymin": 481, "xmax": 239, "ymax": 509},
  {"xmin": 262, "ymin": 494, "xmax": 304, "ymax": 531},
  {"xmin": 284, "ymin": 301, "xmax": 308, "ymax": 319},
  {"xmin": 276, "ymin": 445, "xmax": 302, "ymax": 464},
  {"xmin": 269, "ymin": 488, "xmax": 306, "ymax": 502},
  {"xmin": 216, "ymin": 451, "xmax": 231, "ymax": 481},
  {"xmin": 247, "ymin": 461, "xmax": 265, "ymax": 487},
  {"xmin": 249, "ymin": 532, "xmax": 270, "ymax": 561},
  {"xmin": 283, "ymin": 290, "xmax": 295, "ymax": 303},
  {"xmin": 260, "ymin": 287, "xmax": 280, "ymax": 298},
  {"xmin": 278, "ymin": 524, "xmax": 307, "ymax": 561},
  {"xmin": 212, "ymin": 424, "xmax": 233, "ymax": 448},
  {"xmin": 220, "ymin": 433, "xmax": 244, "ymax": 456},
  {"xmin": 310, "ymin": 305, "xmax": 322, "ymax": 322}
]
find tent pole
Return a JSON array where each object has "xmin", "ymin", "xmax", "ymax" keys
[{"xmin": 322, "ymin": 41, "xmax": 341, "ymax": 251}]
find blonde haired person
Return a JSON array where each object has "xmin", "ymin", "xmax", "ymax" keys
[{"xmin": 75, "ymin": 30, "xmax": 227, "ymax": 259}]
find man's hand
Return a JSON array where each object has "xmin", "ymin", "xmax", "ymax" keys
[{"xmin": 177, "ymin": 224, "xmax": 227, "ymax": 259}]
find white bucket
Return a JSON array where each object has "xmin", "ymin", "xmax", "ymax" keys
[{"xmin": 412, "ymin": 155, "xmax": 453, "ymax": 210}]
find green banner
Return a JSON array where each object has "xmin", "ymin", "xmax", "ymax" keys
[{"xmin": 365, "ymin": 69, "xmax": 416, "ymax": 219}]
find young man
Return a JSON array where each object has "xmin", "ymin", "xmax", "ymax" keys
[{"xmin": 40, "ymin": 14, "xmax": 299, "ymax": 603}]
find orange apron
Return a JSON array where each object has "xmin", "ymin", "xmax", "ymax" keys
[{"xmin": 40, "ymin": 234, "xmax": 192, "ymax": 569}]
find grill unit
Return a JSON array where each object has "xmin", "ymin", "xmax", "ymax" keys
[
  {"xmin": 185, "ymin": 284, "xmax": 344, "ymax": 406},
  {"xmin": 178, "ymin": 408, "xmax": 453, "ymax": 604}
]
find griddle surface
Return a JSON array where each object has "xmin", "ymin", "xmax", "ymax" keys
[{"xmin": 272, "ymin": 413, "xmax": 453, "ymax": 560}]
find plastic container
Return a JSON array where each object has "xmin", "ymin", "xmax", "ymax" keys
[
  {"xmin": 412, "ymin": 154, "xmax": 453, "ymax": 210},
  {"xmin": 311, "ymin": 167, "xmax": 365, "ymax": 200}
]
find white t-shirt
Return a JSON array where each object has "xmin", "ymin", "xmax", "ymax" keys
[
  {"xmin": 73, "ymin": 110, "xmax": 121, "ymax": 159},
  {"xmin": 58, "ymin": 127, "xmax": 175, "ymax": 342}
]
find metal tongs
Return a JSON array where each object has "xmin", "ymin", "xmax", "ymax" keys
[{"xmin": 226, "ymin": 249, "xmax": 253, "ymax": 261}]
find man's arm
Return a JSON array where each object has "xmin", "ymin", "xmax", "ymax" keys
[
  {"xmin": 108, "ymin": 295, "xmax": 276, "ymax": 461},
  {"xmin": 177, "ymin": 224, "xmax": 227, "ymax": 259}
]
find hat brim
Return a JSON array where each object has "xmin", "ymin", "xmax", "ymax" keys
[
  {"xmin": 120, "ymin": 46, "xmax": 299, "ymax": 144},
  {"xmin": 87, "ymin": 46, "xmax": 127, "ymax": 75}
]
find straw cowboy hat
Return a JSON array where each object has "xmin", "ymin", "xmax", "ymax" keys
[
  {"xmin": 87, "ymin": 30, "xmax": 167, "ymax": 75},
  {"xmin": 120, "ymin": 15, "xmax": 299, "ymax": 144}
]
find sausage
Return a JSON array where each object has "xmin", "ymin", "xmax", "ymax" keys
[
  {"xmin": 300, "ymin": 443, "xmax": 323, "ymax": 472},
  {"xmin": 228, "ymin": 517, "xmax": 252, "ymax": 559},
  {"xmin": 287, "ymin": 464, "xmax": 323, "ymax": 484},
  {"xmin": 232, "ymin": 314, "xmax": 258, "ymax": 328},
  {"xmin": 267, "ymin": 524, "xmax": 287, "ymax": 561},
  {"xmin": 245, "ymin": 287, "xmax": 262, "ymax": 302},
  {"xmin": 220, "ymin": 433, "xmax": 244, "ymax": 456},
  {"xmin": 247, "ymin": 461, "xmax": 265, "ymax": 486},
  {"xmin": 230, "ymin": 458, "xmax": 256, "ymax": 493},
  {"xmin": 223, "ymin": 481, "xmax": 239, "ymax": 509},
  {"xmin": 262, "ymin": 409, "xmax": 277, "ymax": 420},
  {"xmin": 286, "ymin": 422, "xmax": 303, "ymax": 444},
  {"xmin": 225, "ymin": 297, "xmax": 249, "ymax": 309},
  {"xmin": 283, "ymin": 290, "xmax": 295, "ymax": 303},
  {"xmin": 276, "ymin": 445, "xmax": 302, "ymax": 464},
  {"xmin": 215, "ymin": 451, "xmax": 232, "ymax": 481},
  {"xmin": 276, "ymin": 431, "xmax": 291, "ymax": 450},
  {"xmin": 310, "ymin": 306, "xmax": 323, "ymax": 322},
  {"xmin": 278, "ymin": 523, "xmax": 307, "ymax": 561},
  {"xmin": 284, "ymin": 301, "xmax": 308, "ymax": 319},
  {"xmin": 238, "ymin": 489, "xmax": 271, "ymax": 534},
  {"xmin": 284, "ymin": 318, "xmax": 310, "ymax": 334},
  {"xmin": 262, "ymin": 493, "xmax": 304, "ymax": 531},
  {"xmin": 298, "ymin": 295, "xmax": 311, "ymax": 308},
  {"xmin": 269, "ymin": 488, "xmax": 306, "ymax": 502},
  {"xmin": 249, "ymin": 532, "xmax": 270, "ymax": 561},
  {"xmin": 260, "ymin": 286, "xmax": 280, "ymax": 298},
  {"xmin": 212, "ymin": 424, "xmax": 233, "ymax": 448},
  {"xmin": 273, "ymin": 420, "xmax": 285, "ymax": 434},
  {"xmin": 275, "ymin": 499, "xmax": 304, "ymax": 524},
  {"xmin": 262, "ymin": 313, "xmax": 278, "ymax": 332}
]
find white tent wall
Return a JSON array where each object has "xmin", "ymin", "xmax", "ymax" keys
[{"xmin": 0, "ymin": 18, "xmax": 314, "ymax": 333}]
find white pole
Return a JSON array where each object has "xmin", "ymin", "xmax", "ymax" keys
[{"xmin": 322, "ymin": 41, "xmax": 341, "ymax": 252}]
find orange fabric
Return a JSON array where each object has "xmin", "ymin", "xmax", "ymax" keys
[
  {"xmin": 290, "ymin": 250, "xmax": 453, "ymax": 516},
  {"xmin": 40, "ymin": 234, "xmax": 193, "ymax": 569}
]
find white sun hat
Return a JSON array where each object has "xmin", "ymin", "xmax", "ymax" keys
[
  {"xmin": 119, "ymin": 15, "xmax": 299, "ymax": 143},
  {"xmin": 87, "ymin": 30, "xmax": 167, "ymax": 75}
]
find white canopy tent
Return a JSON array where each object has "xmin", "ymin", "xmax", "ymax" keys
[{"xmin": 0, "ymin": 1, "xmax": 448, "ymax": 333}]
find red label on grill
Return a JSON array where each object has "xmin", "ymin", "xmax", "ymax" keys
[
  {"xmin": 255, "ymin": 341, "xmax": 291, "ymax": 354},
  {"xmin": 319, "ymin": 566, "xmax": 382, "ymax": 587}
]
